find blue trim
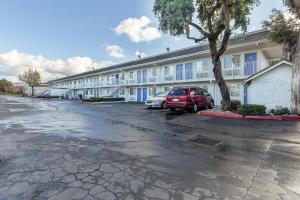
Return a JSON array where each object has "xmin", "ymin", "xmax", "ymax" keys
[{"xmin": 243, "ymin": 84, "xmax": 248, "ymax": 104}]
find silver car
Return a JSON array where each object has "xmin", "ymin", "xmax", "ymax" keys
[{"xmin": 145, "ymin": 92, "xmax": 168, "ymax": 109}]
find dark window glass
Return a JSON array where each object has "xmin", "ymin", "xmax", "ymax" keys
[{"xmin": 168, "ymin": 88, "xmax": 186, "ymax": 96}]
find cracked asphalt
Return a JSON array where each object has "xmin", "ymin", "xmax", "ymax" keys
[{"xmin": 0, "ymin": 96, "xmax": 300, "ymax": 200}]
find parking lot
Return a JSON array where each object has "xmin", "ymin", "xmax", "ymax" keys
[{"xmin": 0, "ymin": 96, "xmax": 300, "ymax": 200}]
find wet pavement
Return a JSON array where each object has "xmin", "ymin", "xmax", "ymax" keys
[{"xmin": 0, "ymin": 96, "xmax": 300, "ymax": 200}]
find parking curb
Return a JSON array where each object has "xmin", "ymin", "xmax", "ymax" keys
[{"xmin": 198, "ymin": 111, "xmax": 300, "ymax": 121}]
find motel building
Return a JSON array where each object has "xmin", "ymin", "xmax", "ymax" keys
[{"xmin": 48, "ymin": 30, "xmax": 293, "ymax": 109}]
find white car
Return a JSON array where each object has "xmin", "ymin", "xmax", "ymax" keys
[{"xmin": 145, "ymin": 92, "xmax": 168, "ymax": 109}]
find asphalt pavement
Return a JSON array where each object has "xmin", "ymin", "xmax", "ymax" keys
[{"xmin": 0, "ymin": 96, "xmax": 300, "ymax": 200}]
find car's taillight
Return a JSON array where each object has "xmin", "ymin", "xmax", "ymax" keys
[{"xmin": 166, "ymin": 96, "xmax": 171, "ymax": 101}]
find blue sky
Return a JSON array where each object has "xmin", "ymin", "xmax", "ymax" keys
[{"xmin": 0, "ymin": 0, "xmax": 286, "ymax": 81}]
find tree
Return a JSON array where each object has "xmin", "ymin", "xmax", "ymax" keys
[
  {"xmin": 0, "ymin": 79, "xmax": 14, "ymax": 94},
  {"xmin": 262, "ymin": 9, "xmax": 299, "ymax": 61},
  {"xmin": 153, "ymin": 0, "xmax": 259, "ymax": 110},
  {"xmin": 19, "ymin": 69, "xmax": 41, "ymax": 96},
  {"xmin": 263, "ymin": 0, "xmax": 300, "ymax": 114}
]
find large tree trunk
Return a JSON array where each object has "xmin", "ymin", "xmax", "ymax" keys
[
  {"xmin": 291, "ymin": 32, "xmax": 300, "ymax": 114},
  {"xmin": 211, "ymin": 56, "xmax": 231, "ymax": 110}
]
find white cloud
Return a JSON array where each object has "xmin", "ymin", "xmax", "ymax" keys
[
  {"xmin": 0, "ymin": 49, "xmax": 113, "ymax": 82},
  {"xmin": 106, "ymin": 45, "xmax": 125, "ymax": 58},
  {"xmin": 135, "ymin": 51, "xmax": 146, "ymax": 58},
  {"xmin": 114, "ymin": 16, "xmax": 161, "ymax": 43}
]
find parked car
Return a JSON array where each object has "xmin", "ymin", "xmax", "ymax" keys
[
  {"xmin": 145, "ymin": 92, "xmax": 168, "ymax": 109},
  {"xmin": 166, "ymin": 87, "xmax": 214, "ymax": 112}
]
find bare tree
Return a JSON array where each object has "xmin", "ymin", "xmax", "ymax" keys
[{"xmin": 19, "ymin": 69, "xmax": 41, "ymax": 96}]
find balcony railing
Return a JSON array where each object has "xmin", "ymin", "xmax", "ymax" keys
[
  {"xmin": 268, "ymin": 58, "xmax": 281, "ymax": 66},
  {"xmin": 224, "ymin": 68, "xmax": 241, "ymax": 76},
  {"xmin": 149, "ymin": 77, "xmax": 157, "ymax": 83},
  {"xmin": 195, "ymin": 71, "xmax": 209, "ymax": 78},
  {"xmin": 164, "ymin": 74, "xmax": 175, "ymax": 81}
]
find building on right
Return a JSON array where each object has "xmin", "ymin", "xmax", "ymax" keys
[{"xmin": 244, "ymin": 60, "xmax": 293, "ymax": 110}]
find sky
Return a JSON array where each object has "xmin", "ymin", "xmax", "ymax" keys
[{"xmin": 0, "ymin": 0, "xmax": 287, "ymax": 82}]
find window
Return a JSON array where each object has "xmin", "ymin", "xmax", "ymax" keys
[
  {"xmin": 229, "ymin": 85, "xmax": 240, "ymax": 98},
  {"xmin": 176, "ymin": 64, "xmax": 183, "ymax": 80},
  {"xmin": 85, "ymin": 90, "xmax": 88, "ymax": 95},
  {"xmin": 169, "ymin": 88, "xmax": 187, "ymax": 96},
  {"xmin": 119, "ymin": 89, "xmax": 125, "ymax": 95},
  {"xmin": 190, "ymin": 88, "xmax": 196, "ymax": 95},
  {"xmin": 130, "ymin": 88, "xmax": 136, "ymax": 95},
  {"xmin": 149, "ymin": 87, "xmax": 156, "ymax": 96},
  {"xmin": 232, "ymin": 55, "xmax": 240, "ymax": 68},
  {"xmin": 164, "ymin": 87, "xmax": 170, "ymax": 92},
  {"xmin": 151, "ymin": 68, "xmax": 157, "ymax": 77},
  {"xmin": 224, "ymin": 55, "xmax": 240, "ymax": 69},
  {"xmin": 185, "ymin": 63, "xmax": 193, "ymax": 80},
  {"xmin": 90, "ymin": 90, "xmax": 93, "ymax": 95},
  {"xmin": 196, "ymin": 60, "xmax": 209, "ymax": 71}
]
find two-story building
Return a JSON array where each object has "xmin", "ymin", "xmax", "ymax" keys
[{"xmin": 48, "ymin": 30, "xmax": 284, "ymax": 106}]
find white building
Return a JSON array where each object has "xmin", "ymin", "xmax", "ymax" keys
[
  {"xmin": 48, "ymin": 30, "xmax": 286, "ymax": 106},
  {"xmin": 244, "ymin": 61, "xmax": 293, "ymax": 109}
]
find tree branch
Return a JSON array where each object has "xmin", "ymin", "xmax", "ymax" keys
[
  {"xmin": 185, "ymin": 19, "xmax": 209, "ymax": 37},
  {"xmin": 186, "ymin": 31, "xmax": 207, "ymax": 43}
]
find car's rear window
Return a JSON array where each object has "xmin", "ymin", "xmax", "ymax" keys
[{"xmin": 168, "ymin": 88, "xmax": 186, "ymax": 96}]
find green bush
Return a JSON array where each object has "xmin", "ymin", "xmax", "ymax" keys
[
  {"xmin": 48, "ymin": 96, "xmax": 59, "ymax": 99},
  {"xmin": 221, "ymin": 100, "xmax": 241, "ymax": 111},
  {"xmin": 82, "ymin": 97, "xmax": 125, "ymax": 102},
  {"xmin": 237, "ymin": 104, "xmax": 266, "ymax": 116},
  {"xmin": 269, "ymin": 106, "xmax": 290, "ymax": 115}
]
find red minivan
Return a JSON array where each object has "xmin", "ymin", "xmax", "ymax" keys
[{"xmin": 166, "ymin": 87, "xmax": 214, "ymax": 112}]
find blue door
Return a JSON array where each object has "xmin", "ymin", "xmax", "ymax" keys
[
  {"xmin": 176, "ymin": 64, "xmax": 183, "ymax": 80},
  {"xmin": 185, "ymin": 63, "xmax": 193, "ymax": 80},
  {"xmin": 142, "ymin": 69, "xmax": 147, "ymax": 83},
  {"xmin": 137, "ymin": 71, "xmax": 142, "ymax": 84},
  {"xmin": 142, "ymin": 88, "xmax": 147, "ymax": 102},
  {"xmin": 244, "ymin": 53, "xmax": 257, "ymax": 75},
  {"xmin": 137, "ymin": 88, "xmax": 142, "ymax": 102}
]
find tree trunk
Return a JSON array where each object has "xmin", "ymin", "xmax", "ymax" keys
[
  {"xmin": 291, "ymin": 32, "xmax": 300, "ymax": 114},
  {"xmin": 211, "ymin": 56, "xmax": 231, "ymax": 110},
  {"xmin": 31, "ymin": 86, "xmax": 34, "ymax": 97}
]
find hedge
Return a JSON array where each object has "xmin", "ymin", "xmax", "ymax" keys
[
  {"xmin": 221, "ymin": 100, "xmax": 241, "ymax": 111},
  {"xmin": 237, "ymin": 104, "xmax": 266, "ymax": 116},
  {"xmin": 82, "ymin": 97, "xmax": 125, "ymax": 102},
  {"xmin": 269, "ymin": 106, "xmax": 290, "ymax": 115}
]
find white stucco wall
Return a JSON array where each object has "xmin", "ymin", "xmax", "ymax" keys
[
  {"xmin": 247, "ymin": 64, "xmax": 292, "ymax": 110},
  {"xmin": 50, "ymin": 88, "xmax": 68, "ymax": 97}
]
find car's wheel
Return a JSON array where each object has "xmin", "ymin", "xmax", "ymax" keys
[
  {"xmin": 192, "ymin": 103, "xmax": 199, "ymax": 113},
  {"xmin": 161, "ymin": 101, "xmax": 167, "ymax": 109},
  {"xmin": 209, "ymin": 101, "xmax": 214, "ymax": 109}
]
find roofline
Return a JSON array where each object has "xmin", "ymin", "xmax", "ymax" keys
[
  {"xmin": 243, "ymin": 60, "xmax": 293, "ymax": 85},
  {"xmin": 48, "ymin": 29, "xmax": 270, "ymax": 83}
]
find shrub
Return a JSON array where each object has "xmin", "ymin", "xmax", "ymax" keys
[
  {"xmin": 269, "ymin": 106, "xmax": 290, "ymax": 115},
  {"xmin": 237, "ymin": 104, "xmax": 266, "ymax": 116},
  {"xmin": 221, "ymin": 100, "xmax": 241, "ymax": 111},
  {"xmin": 82, "ymin": 97, "xmax": 125, "ymax": 102}
]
